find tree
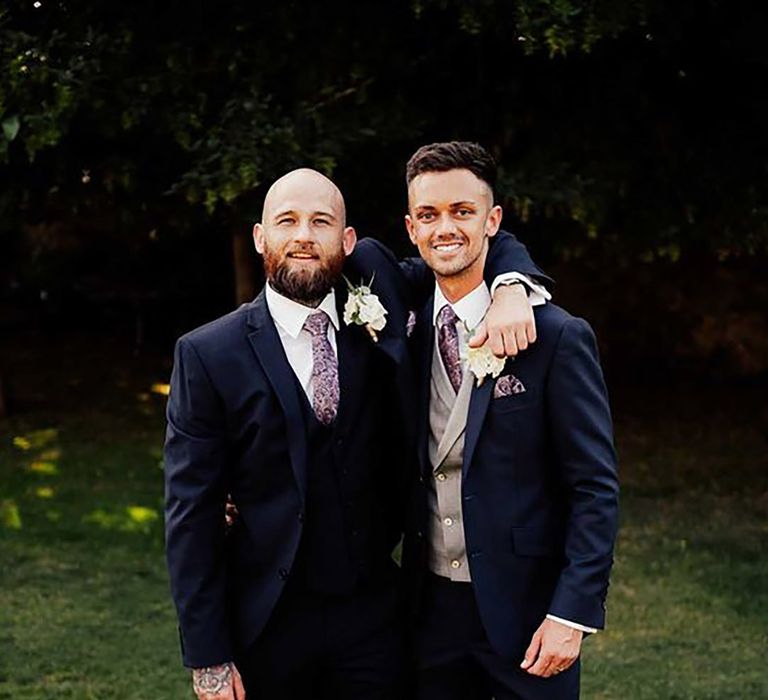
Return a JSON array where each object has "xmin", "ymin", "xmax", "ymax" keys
[{"xmin": 1, "ymin": 0, "xmax": 766, "ymax": 311}]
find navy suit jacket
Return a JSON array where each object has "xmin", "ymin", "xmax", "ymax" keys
[
  {"xmin": 164, "ymin": 231, "xmax": 544, "ymax": 668},
  {"xmin": 405, "ymin": 300, "xmax": 619, "ymax": 660}
]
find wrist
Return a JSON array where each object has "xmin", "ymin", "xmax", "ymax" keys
[
  {"xmin": 492, "ymin": 280, "xmax": 528, "ymax": 299},
  {"xmin": 192, "ymin": 663, "xmax": 234, "ymax": 695}
]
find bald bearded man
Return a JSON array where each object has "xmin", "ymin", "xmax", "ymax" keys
[{"xmin": 164, "ymin": 169, "xmax": 547, "ymax": 700}]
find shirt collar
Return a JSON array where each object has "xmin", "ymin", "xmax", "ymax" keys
[
  {"xmin": 265, "ymin": 283, "xmax": 340, "ymax": 338},
  {"xmin": 432, "ymin": 281, "xmax": 491, "ymax": 330}
]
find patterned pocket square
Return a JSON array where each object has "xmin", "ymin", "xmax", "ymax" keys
[{"xmin": 493, "ymin": 373, "xmax": 526, "ymax": 398}]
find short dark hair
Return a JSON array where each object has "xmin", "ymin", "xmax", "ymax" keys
[{"xmin": 405, "ymin": 141, "xmax": 497, "ymax": 193}]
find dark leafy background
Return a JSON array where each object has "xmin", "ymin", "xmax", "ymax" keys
[{"xmin": 1, "ymin": 0, "xmax": 767, "ymax": 375}]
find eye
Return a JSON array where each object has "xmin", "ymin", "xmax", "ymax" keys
[
  {"xmin": 277, "ymin": 217, "xmax": 295, "ymax": 225},
  {"xmin": 456, "ymin": 208, "xmax": 473, "ymax": 217},
  {"xmin": 313, "ymin": 218, "xmax": 331, "ymax": 226},
  {"xmin": 418, "ymin": 212, "xmax": 435, "ymax": 222}
]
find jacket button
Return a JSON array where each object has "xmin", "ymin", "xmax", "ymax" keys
[{"xmin": 278, "ymin": 568, "xmax": 289, "ymax": 580}]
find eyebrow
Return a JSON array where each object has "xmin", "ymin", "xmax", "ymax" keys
[{"xmin": 413, "ymin": 201, "xmax": 478, "ymax": 210}]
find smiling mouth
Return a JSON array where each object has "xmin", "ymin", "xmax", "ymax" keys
[
  {"xmin": 287, "ymin": 252, "xmax": 319, "ymax": 260},
  {"xmin": 432, "ymin": 240, "xmax": 464, "ymax": 253}
]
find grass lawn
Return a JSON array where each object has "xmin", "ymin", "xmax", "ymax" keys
[{"xmin": 1, "ymin": 335, "xmax": 766, "ymax": 698}]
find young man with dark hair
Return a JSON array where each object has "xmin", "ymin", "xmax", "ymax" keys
[{"xmin": 400, "ymin": 141, "xmax": 619, "ymax": 700}]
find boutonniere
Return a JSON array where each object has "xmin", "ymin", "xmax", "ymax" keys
[
  {"xmin": 464, "ymin": 322, "xmax": 506, "ymax": 387},
  {"xmin": 343, "ymin": 275, "xmax": 388, "ymax": 342}
]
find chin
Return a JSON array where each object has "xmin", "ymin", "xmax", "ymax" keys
[{"xmin": 429, "ymin": 257, "xmax": 470, "ymax": 278}]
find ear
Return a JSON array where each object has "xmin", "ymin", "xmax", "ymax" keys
[
  {"xmin": 485, "ymin": 205, "xmax": 503, "ymax": 239},
  {"xmin": 342, "ymin": 226, "xmax": 357, "ymax": 256},
  {"xmin": 405, "ymin": 214, "xmax": 417, "ymax": 246},
  {"xmin": 253, "ymin": 223, "xmax": 265, "ymax": 254}
]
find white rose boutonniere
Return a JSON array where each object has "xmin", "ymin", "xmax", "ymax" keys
[
  {"xmin": 343, "ymin": 275, "xmax": 388, "ymax": 342},
  {"xmin": 464, "ymin": 323, "xmax": 506, "ymax": 386}
]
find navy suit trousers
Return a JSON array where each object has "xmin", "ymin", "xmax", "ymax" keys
[
  {"xmin": 236, "ymin": 573, "xmax": 407, "ymax": 700},
  {"xmin": 417, "ymin": 574, "xmax": 579, "ymax": 700}
]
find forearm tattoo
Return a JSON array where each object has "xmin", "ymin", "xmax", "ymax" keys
[{"xmin": 193, "ymin": 663, "xmax": 233, "ymax": 696}]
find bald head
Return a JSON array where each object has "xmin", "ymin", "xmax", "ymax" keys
[{"xmin": 262, "ymin": 168, "xmax": 346, "ymax": 225}]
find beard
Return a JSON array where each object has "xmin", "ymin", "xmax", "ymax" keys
[{"xmin": 262, "ymin": 241, "xmax": 345, "ymax": 306}]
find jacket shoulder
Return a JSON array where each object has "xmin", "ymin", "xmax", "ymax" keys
[
  {"xmin": 533, "ymin": 303, "xmax": 595, "ymax": 343},
  {"xmin": 176, "ymin": 302, "xmax": 252, "ymax": 351}
]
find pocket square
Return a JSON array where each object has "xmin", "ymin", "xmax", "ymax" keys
[{"xmin": 493, "ymin": 373, "xmax": 526, "ymax": 398}]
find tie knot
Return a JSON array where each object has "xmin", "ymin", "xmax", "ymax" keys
[
  {"xmin": 437, "ymin": 304, "xmax": 459, "ymax": 330},
  {"xmin": 303, "ymin": 310, "xmax": 331, "ymax": 337}
]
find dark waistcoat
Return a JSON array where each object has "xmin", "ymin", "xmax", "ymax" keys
[{"xmin": 289, "ymin": 369, "xmax": 398, "ymax": 595}]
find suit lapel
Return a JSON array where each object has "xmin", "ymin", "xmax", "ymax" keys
[
  {"xmin": 414, "ymin": 294, "xmax": 435, "ymax": 476},
  {"xmin": 246, "ymin": 291, "xmax": 308, "ymax": 503},
  {"xmin": 462, "ymin": 377, "xmax": 494, "ymax": 478},
  {"xmin": 434, "ymin": 371, "xmax": 474, "ymax": 469},
  {"xmin": 334, "ymin": 319, "xmax": 369, "ymax": 438}
]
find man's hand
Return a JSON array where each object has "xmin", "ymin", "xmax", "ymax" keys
[
  {"xmin": 520, "ymin": 618, "xmax": 582, "ymax": 678},
  {"xmin": 192, "ymin": 662, "xmax": 246, "ymax": 700},
  {"xmin": 470, "ymin": 283, "xmax": 536, "ymax": 358}
]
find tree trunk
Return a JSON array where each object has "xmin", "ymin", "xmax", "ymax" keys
[{"xmin": 232, "ymin": 225, "xmax": 257, "ymax": 306}]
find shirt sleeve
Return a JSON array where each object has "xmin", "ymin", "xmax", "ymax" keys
[
  {"xmin": 546, "ymin": 614, "xmax": 598, "ymax": 634},
  {"xmin": 490, "ymin": 272, "xmax": 551, "ymax": 307}
]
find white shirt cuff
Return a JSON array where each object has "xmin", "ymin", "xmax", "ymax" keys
[
  {"xmin": 546, "ymin": 614, "xmax": 598, "ymax": 634},
  {"xmin": 490, "ymin": 272, "xmax": 551, "ymax": 307}
]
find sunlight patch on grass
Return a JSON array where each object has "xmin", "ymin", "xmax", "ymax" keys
[
  {"xmin": 151, "ymin": 383, "xmax": 170, "ymax": 396},
  {"xmin": 127, "ymin": 505, "xmax": 159, "ymax": 524},
  {"xmin": 34, "ymin": 486, "xmax": 55, "ymax": 499},
  {"xmin": 83, "ymin": 505, "xmax": 160, "ymax": 534},
  {"xmin": 1, "ymin": 499, "xmax": 22, "ymax": 529},
  {"xmin": 28, "ymin": 461, "xmax": 59, "ymax": 475},
  {"xmin": 12, "ymin": 428, "xmax": 59, "ymax": 451}
]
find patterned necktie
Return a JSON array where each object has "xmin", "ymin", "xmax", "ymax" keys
[
  {"xmin": 303, "ymin": 311, "xmax": 339, "ymax": 425},
  {"xmin": 437, "ymin": 304, "xmax": 463, "ymax": 393}
]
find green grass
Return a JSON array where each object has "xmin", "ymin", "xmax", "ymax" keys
[{"xmin": 1, "ymin": 337, "xmax": 766, "ymax": 698}]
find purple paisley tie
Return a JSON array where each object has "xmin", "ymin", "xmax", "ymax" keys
[
  {"xmin": 303, "ymin": 311, "xmax": 339, "ymax": 425},
  {"xmin": 437, "ymin": 304, "xmax": 463, "ymax": 393}
]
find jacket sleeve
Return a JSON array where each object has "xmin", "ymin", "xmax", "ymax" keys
[
  {"xmin": 483, "ymin": 230, "xmax": 553, "ymax": 291},
  {"xmin": 347, "ymin": 230, "xmax": 552, "ymax": 309},
  {"xmin": 545, "ymin": 318, "xmax": 619, "ymax": 629},
  {"xmin": 164, "ymin": 336, "xmax": 232, "ymax": 667}
]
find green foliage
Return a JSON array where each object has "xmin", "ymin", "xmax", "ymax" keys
[{"xmin": 0, "ymin": 0, "xmax": 766, "ymax": 288}]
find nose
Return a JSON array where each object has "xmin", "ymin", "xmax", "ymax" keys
[
  {"xmin": 293, "ymin": 219, "xmax": 317, "ymax": 243},
  {"xmin": 436, "ymin": 212, "xmax": 458, "ymax": 236}
]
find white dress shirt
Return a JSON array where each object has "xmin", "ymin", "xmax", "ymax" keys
[
  {"xmin": 490, "ymin": 272, "xmax": 551, "ymax": 306},
  {"xmin": 265, "ymin": 283, "xmax": 340, "ymax": 403},
  {"xmin": 432, "ymin": 281, "xmax": 597, "ymax": 635}
]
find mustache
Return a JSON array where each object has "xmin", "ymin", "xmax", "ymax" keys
[{"xmin": 285, "ymin": 243, "xmax": 319, "ymax": 257}]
